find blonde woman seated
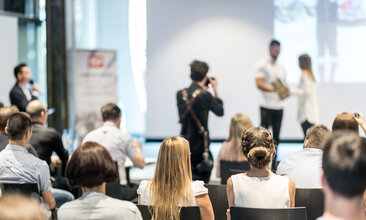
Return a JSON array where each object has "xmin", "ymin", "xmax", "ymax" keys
[
  {"xmin": 227, "ymin": 127, "xmax": 295, "ymax": 210},
  {"xmin": 216, "ymin": 113, "xmax": 253, "ymax": 177},
  {"xmin": 137, "ymin": 136, "xmax": 214, "ymax": 220}
]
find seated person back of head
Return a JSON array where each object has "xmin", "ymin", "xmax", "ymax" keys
[
  {"xmin": 332, "ymin": 112, "xmax": 366, "ymax": 135},
  {"xmin": 216, "ymin": 113, "xmax": 253, "ymax": 177},
  {"xmin": 317, "ymin": 131, "xmax": 366, "ymax": 220},
  {"xmin": 0, "ymin": 112, "xmax": 55, "ymax": 210},
  {"xmin": 137, "ymin": 136, "xmax": 214, "ymax": 220},
  {"xmin": 276, "ymin": 125, "xmax": 330, "ymax": 188},
  {"xmin": 227, "ymin": 127, "xmax": 296, "ymax": 208},
  {"xmin": 58, "ymin": 142, "xmax": 142, "ymax": 220}
]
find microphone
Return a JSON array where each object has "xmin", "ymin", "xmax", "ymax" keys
[{"xmin": 29, "ymin": 79, "xmax": 34, "ymax": 85}]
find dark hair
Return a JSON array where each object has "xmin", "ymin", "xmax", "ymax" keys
[
  {"xmin": 322, "ymin": 131, "xmax": 366, "ymax": 198},
  {"xmin": 6, "ymin": 112, "xmax": 32, "ymax": 141},
  {"xmin": 14, "ymin": 63, "xmax": 27, "ymax": 79},
  {"xmin": 269, "ymin": 39, "xmax": 280, "ymax": 48},
  {"xmin": 0, "ymin": 106, "xmax": 19, "ymax": 132},
  {"xmin": 241, "ymin": 127, "xmax": 275, "ymax": 169},
  {"xmin": 332, "ymin": 112, "xmax": 358, "ymax": 133},
  {"xmin": 305, "ymin": 124, "xmax": 330, "ymax": 150},
  {"xmin": 101, "ymin": 103, "xmax": 121, "ymax": 121},
  {"xmin": 66, "ymin": 142, "xmax": 117, "ymax": 187},
  {"xmin": 0, "ymin": 102, "xmax": 4, "ymax": 109},
  {"xmin": 190, "ymin": 60, "xmax": 209, "ymax": 82}
]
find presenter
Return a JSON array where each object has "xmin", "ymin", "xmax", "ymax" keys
[{"xmin": 291, "ymin": 54, "xmax": 318, "ymax": 137}]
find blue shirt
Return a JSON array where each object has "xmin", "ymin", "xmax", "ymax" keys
[
  {"xmin": 276, "ymin": 148, "xmax": 323, "ymax": 188},
  {"xmin": 0, "ymin": 145, "xmax": 52, "ymax": 193}
]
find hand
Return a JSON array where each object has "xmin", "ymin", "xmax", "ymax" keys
[
  {"xmin": 209, "ymin": 77, "xmax": 218, "ymax": 90},
  {"xmin": 134, "ymin": 140, "xmax": 142, "ymax": 150},
  {"xmin": 226, "ymin": 208, "xmax": 231, "ymax": 220},
  {"xmin": 51, "ymin": 155, "xmax": 62, "ymax": 167},
  {"xmin": 353, "ymin": 111, "xmax": 365, "ymax": 127},
  {"xmin": 32, "ymin": 82, "xmax": 40, "ymax": 92}
]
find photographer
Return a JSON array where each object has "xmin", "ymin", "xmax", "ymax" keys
[{"xmin": 177, "ymin": 60, "xmax": 224, "ymax": 183}]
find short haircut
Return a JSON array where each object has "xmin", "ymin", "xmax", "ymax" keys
[
  {"xmin": 0, "ymin": 195, "xmax": 48, "ymax": 220},
  {"xmin": 0, "ymin": 106, "xmax": 19, "ymax": 131},
  {"xmin": 322, "ymin": 131, "xmax": 366, "ymax": 198},
  {"xmin": 66, "ymin": 142, "xmax": 117, "ymax": 187},
  {"xmin": 270, "ymin": 39, "xmax": 281, "ymax": 48},
  {"xmin": 14, "ymin": 63, "xmax": 28, "ymax": 79},
  {"xmin": 101, "ymin": 103, "xmax": 121, "ymax": 121},
  {"xmin": 6, "ymin": 112, "xmax": 32, "ymax": 141},
  {"xmin": 190, "ymin": 60, "xmax": 209, "ymax": 82},
  {"xmin": 26, "ymin": 101, "xmax": 46, "ymax": 119},
  {"xmin": 305, "ymin": 124, "xmax": 330, "ymax": 150},
  {"xmin": 332, "ymin": 112, "xmax": 358, "ymax": 133}
]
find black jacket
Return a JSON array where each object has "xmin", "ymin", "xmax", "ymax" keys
[
  {"xmin": 177, "ymin": 82, "xmax": 224, "ymax": 164},
  {"xmin": 9, "ymin": 83, "xmax": 37, "ymax": 112},
  {"xmin": 0, "ymin": 133, "xmax": 38, "ymax": 157}
]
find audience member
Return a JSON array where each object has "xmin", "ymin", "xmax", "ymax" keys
[
  {"xmin": 0, "ymin": 105, "xmax": 38, "ymax": 156},
  {"xmin": 216, "ymin": 113, "xmax": 253, "ymax": 177},
  {"xmin": 58, "ymin": 142, "xmax": 142, "ymax": 220},
  {"xmin": 277, "ymin": 125, "xmax": 330, "ymax": 188},
  {"xmin": 317, "ymin": 131, "xmax": 366, "ymax": 220},
  {"xmin": 332, "ymin": 111, "xmax": 366, "ymax": 135},
  {"xmin": 227, "ymin": 127, "xmax": 295, "ymax": 210},
  {"xmin": 0, "ymin": 194, "xmax": 48, "ymax": 220},
  {"xmin": 9, "ymin": 63, "xmax": 39, "ymax": 112},
  {"xmin": 0, "ymin": 102, "xmax": 3, "ymax": 108},
  {"xmin": 83, "ymin": 103, "xmax": 145, "ymax": 201},
  {"xmin": 137, "ymin": 136, "xmax": 214, "ymax": 220},
  {"xmin": 0, "ymin": 112, "xmax": 55, "ymax": 209}
]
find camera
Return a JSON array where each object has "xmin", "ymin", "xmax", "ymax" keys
[{"xmin": 205, "ymin": 77, "xmax": 215, "ymax": 87}]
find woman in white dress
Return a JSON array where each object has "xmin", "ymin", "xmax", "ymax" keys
[
  {"xmin": 226, "ymin": 127, "xmax": 295, "ymax": 212},
  {"xmin": 292, "ymin": 54, "xmax": 318, "ymax": 137},
  {"xmin": 137, "ymin": 136, "xmax": 214, "ymax": 220}
]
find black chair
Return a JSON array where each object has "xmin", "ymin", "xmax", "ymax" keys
[
  {"xmin": 220, "ymin": 160, "xmax": 250, "ymax": 184},
  {"xmin": 137, "ymin": 205, "xmax": 201, "ymax": 220},
  {"xmin": 205, "ymin": 184, "xmax": 228, "ymax": 220},
  {"xmin": 230, "ymin": 207, "xmax": 307, "ymax": 220},
  {"xmin": 105, "ymin": 162, "xmax": 124, "ymax": 200},
  {"xmin": 295, "ymin": 188, "xmax": 324, "ymax": 220},
  {"xmin": 1, "ymin": 183, "xmax": 41, "ymax": 201}
]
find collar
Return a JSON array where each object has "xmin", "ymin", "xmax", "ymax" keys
[
  {"xmin": 103, "ymin": 121, "xmax": 117, "ymax": 128},
  {"xmin": 17, "ymin": 82, "xmax": 28, "ymax": 89},
  {"xmin": 32, "ymin": 122, "xmax": 44, "ymax": 127},
  {"xmin": 5, "ymin": 145, "xmax": 28, "ymax": 152}
]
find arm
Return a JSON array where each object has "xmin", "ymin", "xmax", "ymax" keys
[
  {"xmin": 226, "ymin": 177, "xmax": 235, "ymax": 207},
  {"xmin": 288, "ymin": 178, "xmax": 296, "ymax": 208},
  {"xmin": 51, "ymin": 131, "xmax": 69, "ymax": 174},
  {"xmin": 195, "ymin": 194, "xmax": 214, "ymax": 220},
  {"xmin": 353, "ymin": 112, "xmax": 366, "ymax": 135},
  {"xmin": 9, "ymin": 88, "xmax": 29, "ymax": 111},
  {"xmin": 42, "ymin": 190, "xmax": 56, "ymax": 210},
  {"xmin": 137, "ymin": 194, "xmax": 141, "ymax": 204},
  {"xmin": 129, "ymin": 140, "xmax": 145, "ymax": 169},
  {"xmin": 256, "ymin": 78, "xmax": 275, "ymax": 92}
]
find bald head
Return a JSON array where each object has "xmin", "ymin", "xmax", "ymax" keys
[
  {"xmin": 26, "ymin": 100, "xmax": 47, "ymax": 124},
  {"xmin": 0, "ymin": 106, "xmax": 19, "ymax": 132}
]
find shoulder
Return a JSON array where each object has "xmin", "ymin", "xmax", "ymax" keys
[
  {"xmin": 10, "ymin": 84, "xmax": 21, "ymax": 93},
  {"xmin": 137, "ymin": 180, "xmax": 150, "ymax": 194},
  {"xmin": 191, "ymin": 180, "xmax": 208, "ymax": 196}
]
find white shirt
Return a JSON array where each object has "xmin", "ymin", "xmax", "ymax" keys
[
  {"xmin": 276, "ymin": 148, "xmax": 323, "ymax": 188},
  {"xmin": 232, "ymin": 174, "xmax": 290, "ymax": 208},
  {"xmin": 137, "ymin": 180, "xmax": 208, "ymax": 206},
  {"xmin": 291, "ymin": 74, "xmax": 318, "ymax": 124},
  {"xmin": 18, "ymin": 83, "xmax": 32, "ymax": 101},
  {"xmin": 82, "ymin": 122, "xmax": 139, "ymax": 185},
  {"xmin": 58, "ymin": 191, "xmax": 142, "ymax": 220},
  {"xmin": 255, "ymin": 57, "xmax": 286, "ymax": 110}
]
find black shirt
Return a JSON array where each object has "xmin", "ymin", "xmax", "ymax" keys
[
  {"xmin": 29, "ymin": 123, "xmax": 69, "ymax": 175},
  {"xmin": 177, "ymin": 82, "xmax": 224, "ymax": 164}
]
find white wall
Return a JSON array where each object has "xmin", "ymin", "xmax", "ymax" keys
[
  {"xmin": 0, "ymin": 15, "xmax": 17, "ymax": 105},
  {"xmin": 146, "ymin": 0, "xmax": 275, "ymax": 139}
]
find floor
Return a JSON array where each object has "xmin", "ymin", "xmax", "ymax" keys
[{"xmin": 129, "ymin": 142, "xmax": 303, "ymax": 184}]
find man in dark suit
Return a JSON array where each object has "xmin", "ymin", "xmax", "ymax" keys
[{"xmin": 9, "ymin": 63, "xmax": 39, "ymax": 112}]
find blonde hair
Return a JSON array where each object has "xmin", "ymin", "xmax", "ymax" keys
[
  {"xmin": 299, "ymin": 54, "xmax": 316, "ymax": 82},
  {"xmin": 227, "ymin": 113, "xmax": 253, "ymax": 160},
  {"xmin": 149, "ymin": 136, "xmax": 194, "ymax": 220}
]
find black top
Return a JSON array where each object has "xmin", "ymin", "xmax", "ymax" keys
[
  {"xmin": 177, "ymin": 82, "xmax": 224, "ymax": 164},
  {"xmin": 29, "ymin": 123, "xmax": 69, "ymax": 175},
  {"xmin": 0, "ymin": 133, "xmax": 38, "ymax": 157},
  {"xmin": 9, "ymin": 83, "xmax": 37, "ymax": 112}
]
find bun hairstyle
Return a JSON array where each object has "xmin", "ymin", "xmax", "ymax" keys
[{"xmin": 241, "ymin": 127, "xmax": 275, "ymax": 169}]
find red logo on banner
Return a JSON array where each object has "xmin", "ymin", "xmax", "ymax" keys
[{"xmin": 88, "ymin": 55, "xmax": 104, "ymax": 68}]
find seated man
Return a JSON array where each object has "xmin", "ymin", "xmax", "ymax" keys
[
  {"xmin": 276, "ymin": 125, "xmax": 330, "ymax": 188},
  {"xmin": 83, "ymin": 103, "xmax": 145, "ymax": 200},
  {"xmin": 317, "ymin": 131, "xmax": 366, "ymax": 220},
  {"xmin": 0, "ymin": 112, "xmax": 55, "ymax": 209},
  {"xmin": 0, "ymin": 105, "xmax": 38, "ymax": 156}
]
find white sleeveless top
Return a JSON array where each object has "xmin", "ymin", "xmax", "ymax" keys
[
  {"xmin": 232, "ymin": 174, "xmax": 290, "ymax": 208},
  {"xmin": 137, "ymin": 180, "xmax": 208, "ymax": 206}
]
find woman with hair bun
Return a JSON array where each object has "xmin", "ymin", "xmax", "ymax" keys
[{"xmin": 226, "ymin": 127, "xmax": 295, "ymax": 210}]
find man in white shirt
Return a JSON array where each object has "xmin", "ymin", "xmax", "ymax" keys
[
  {"xmin": 83, "ymin": 103, "xmax": 145, "ymax": 200},
  {"xmin": 276, "ymin": 125, "xmax": 330, "ymax": 188},
  {"xmin": 255, "ymin": 39, "xmax": 286, "ymax": 145}
]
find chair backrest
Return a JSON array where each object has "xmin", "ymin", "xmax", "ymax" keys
[
  {"xmin": 295, "ymin": 188, "xmax": 324, "ymax": 220},
  {"xmin": 230, "ymin": 207, "xmax": 307, "ymax": 220},
  {"xmin": 137, "ymin": 205, "xmax": 201, "ymax": 220},
  {"xmin": 220, "ymin": 160, "xmax": 250, "ymax": 184},
  {"xmin": 1, "ymin": 183, "xmax": 41, "ymax": 201},
  {"xmin": 205, "ymin": 184, "xmax": 228, "ymax": 220}
]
